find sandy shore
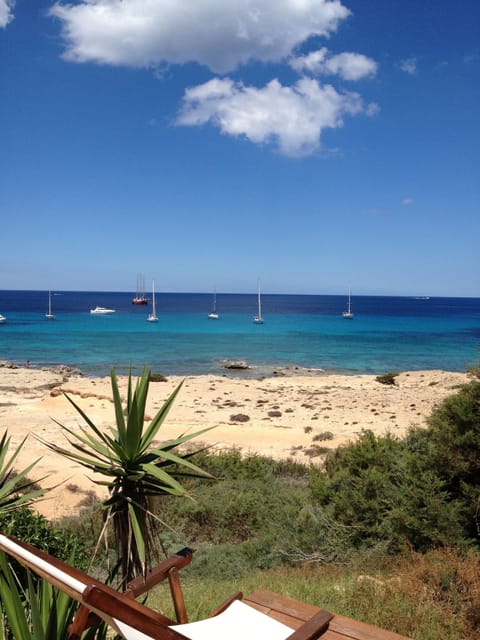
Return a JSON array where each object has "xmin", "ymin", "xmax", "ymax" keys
[{"xmin": 0, "ymin": 364, "xmax": 469, "ymax": 520}]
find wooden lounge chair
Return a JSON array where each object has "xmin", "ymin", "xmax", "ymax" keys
[{"xmin": 0, "ymin": 533, "xmax": 333, "ymax": 640}]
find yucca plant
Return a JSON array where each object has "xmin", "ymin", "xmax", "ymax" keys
[
  {"xmin": 0, "ymin": 431, "xmax": 46, "ymax": 514},
  {"xmin": 0, "ymin": 550, "xmax": 79, "ymax": 640},
  {"xmin": 0, "ymin": 432, "xmax": 60, "ymax": 640},
  {"xmin": 41, "ymin": 368, "xmax": 215, "ymax": 584}
]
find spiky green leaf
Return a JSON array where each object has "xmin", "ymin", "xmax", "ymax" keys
[
  {"xmin": 128, "ymin": 502, "xmax": 146, "ymax": 567},
  {"xmin": 111, "ymin": 369, "xmax": 127, "ymax": 444},
  {"xmin": 140, "ymin": 381, "xmax": 185, "ymax": 449}
]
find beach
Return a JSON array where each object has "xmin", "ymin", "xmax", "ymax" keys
[{"xmin": 0, "ymin": 363, "xmax": 470, "ymax": 520}]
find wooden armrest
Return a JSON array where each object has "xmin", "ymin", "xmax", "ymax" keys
[
  {"xmin": 125, "ymin": 548, "xmax": 194, "ymax": 598},
  {"xmin": 286, "ymin": 610, "xmax": 333, "ymax": 640}
]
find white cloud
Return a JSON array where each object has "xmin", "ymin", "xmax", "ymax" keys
[
  {"xmin": 366, "ymin": 102, "xmax": 380, "ymax": 117},
  {"xmin": 402, "ymin": 198, "xmax": 414, "ymax": 206},
  {"xmin": 399, "ymin": 57, "xmax": 417, "ymax": 75},
  {"xmin": 49, "ymin": 0, "xmax": 351, "ymax": 73},
  {"xmin": 0, "ymin": 0, "xmax": 14, "ymax": 28},
  {"xmin": 176, "ymin": 77, "xmax": 376, "ymax": 157},
  {"xmin": 290, "ymin": 47, "xmax": 377, "ymax": 80}
]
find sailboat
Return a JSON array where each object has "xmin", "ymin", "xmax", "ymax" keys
[
  {"xmin": 253, "ymin": 279, "xmax": 264, "ymax": 324},
  {"xmin": 132, "ymin": 274, "xmax": 148, "ymax": 305},
  {"xmin": 147, "ymin": 280, "xmax": 158, "ymax": 322},
  {"xmin": 208, "ymin": 288, "xmax": 219, "ymax": 319},
  {"xmin": 342, "ymin": 288, "xmax": 354, "ymax": 319},
  {"xmin": 45, "ymin": 291, "xmax": 55, "ymax": 319}
]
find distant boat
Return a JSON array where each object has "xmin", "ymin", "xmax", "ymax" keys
[
  {"xmin": 342, "ymin": 288, "xmax": 354, "ymax": 319},
  {"xmin": 253, "ymin": 279, "xmax": 264, "ymax": 324},
  {"xmin": 45, "ymin": 290, "xmax": 55, "ymax": 319},
  {"xmin": 208, "ymin": 288, "xmax": 219, "ymax": 319},
  {"xmin": 0, "ymin": 314, "xmax": 6, "ymax": 324},
  {"xmin": 147, "ymin": 280, "xmax": 158, "ymax": 322},
  {"xmin": 132, "ymin": 274, "xmax": 148, "ymax": 305},
  {"xmin": 90, "ymin": 306, "xmax": 115, "ymax": 315}
]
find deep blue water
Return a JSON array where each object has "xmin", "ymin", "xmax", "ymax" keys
[{"xmin": 0, "ymin": 290, "xmax": 479, "ymax": 377}]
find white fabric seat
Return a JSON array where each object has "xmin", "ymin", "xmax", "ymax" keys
[{"xmin": 116, "ymin": 600, "xmax": 294, "ymax": 640}]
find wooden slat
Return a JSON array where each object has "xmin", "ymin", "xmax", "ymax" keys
[
  {"xmin": 246, "ymin": 588, "xmax": 319, "ymax": 623},
  {"xmin": 246, "ymin": 590, "xmax": 412, "ymax": 640},
  {"xmin": 327, "ymin": 615, "xmax": 411, "ymax": 640}
]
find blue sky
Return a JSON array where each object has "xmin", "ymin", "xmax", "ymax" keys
[{"xmin": 1, "ymin": 0, "xmax": 479, "ymax": 296}]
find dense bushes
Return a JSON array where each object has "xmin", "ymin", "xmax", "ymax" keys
[
  {"xmin": 158, "ymin": 376, "xmax": 480, "ymax": 567},
  {"xmin": 0, "ymin": 506, "xmax": 87, "ymax": 564},
  {"xmin": 0, "ymin": 506, "xmax": 88, "ymax": 587},
  {"xmin": 308, "ymin": 376, "xmax": 480, "ymax": 554},
  {"xmin": 423, "ymin": 376, "xmax": 480, "ymax": 538},
  {"xmin": 308, "ymin": 429, "xmax": 465, "ymax": 553}
]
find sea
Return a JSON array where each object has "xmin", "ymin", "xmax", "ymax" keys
[{"xmin": 0, "ymin": 290, "xmax": 479, "ymax": 378}]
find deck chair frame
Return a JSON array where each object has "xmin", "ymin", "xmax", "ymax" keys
[{"xmin": 0, "ymin": 533, "xmax": 333, "ymax": 640}]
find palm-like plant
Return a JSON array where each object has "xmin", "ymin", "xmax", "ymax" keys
[
  {"xmin": 0, "ymin": 431, "xmax": 46, "ymax": 514},
  {"xmin": 41, "ymin": 369, "xmax": 214, "ymax": 584},
  {"xmin": 0, "ymin": 432, "xmax": 55, "ymax": 640}
]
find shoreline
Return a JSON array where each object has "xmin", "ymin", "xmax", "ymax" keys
[{"xmin": 0, "ymin": 362, "xmax": 470, "ymax": 520}]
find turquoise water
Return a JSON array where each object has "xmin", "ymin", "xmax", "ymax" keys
[{"xmin": 0, "ymin": 291, "xmax": 479, "ymax": 376}]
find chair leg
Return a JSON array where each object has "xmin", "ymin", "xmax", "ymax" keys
[
  {"xmin": 168, "ymin": 567, "xmax": 189, "ymax": 623},
  {"xmin": 68, "ymin": 604, "xmax": 99, "ymax": 639}
]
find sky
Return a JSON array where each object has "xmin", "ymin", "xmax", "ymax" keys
[{"xmin": 1, "ymin": 0, "xmax": 479, "ymax": 296}]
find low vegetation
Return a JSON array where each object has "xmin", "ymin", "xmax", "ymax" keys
[{"xmin": 375, "ymin": 372, "xmax": 399, "ymax": 385}]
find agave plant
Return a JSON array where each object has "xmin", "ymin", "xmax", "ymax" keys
[
  {"xmin": 41, "ymin": 368, "xmax": 214, "ymax": 584},
  {"xmin": 0, "ymin": 431, "xmax": 46, "ymax": 515}
]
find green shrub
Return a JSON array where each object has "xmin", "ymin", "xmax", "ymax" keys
[
  {"xmin": 313, "ymin": 431, "xmax": 334, "ymax": 441},
  {"xmin": 308, "ymin": 429, "xmax": 466, "ymax": 553},
  {"xmin": 422, "ymin": 378, "xmax": 480, "ymax": 539},
  {"xmin": 375, "ymin": 372, "xmax": 398, "ymax": 385},
  {"xmin": 149, "ymin": 372, "xmax": 167, "ymax": 382},
  {"xmin": 0, "ymin": 507, "xmax": 88, "ymax": 583}
]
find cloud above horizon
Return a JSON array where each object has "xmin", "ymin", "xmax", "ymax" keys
[
  {"xmin": 0, "ymin": 0, "xmax": 14, "ymax": 28},
  {"xmin": 399, "ymin": 57, "xmax": 417, "ymax": 75},
  {"xmin": 176, "ymin": 77, "xmax": 377, "ymax": 157},
  {"xmin": 290, "ymin": 48, "xmax": 377, "ymax": 80},
  {"xmin": 48, "ymin": 0, "xmax": 379, "ymax": 157},
  {"xmin": 49, "ymin": 0, "xmax": 351, "ymax": 73}
]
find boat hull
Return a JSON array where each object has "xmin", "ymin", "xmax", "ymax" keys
[{"xmin": 90, "ymin": 307, "xmax": 115, "ymax": 315}]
